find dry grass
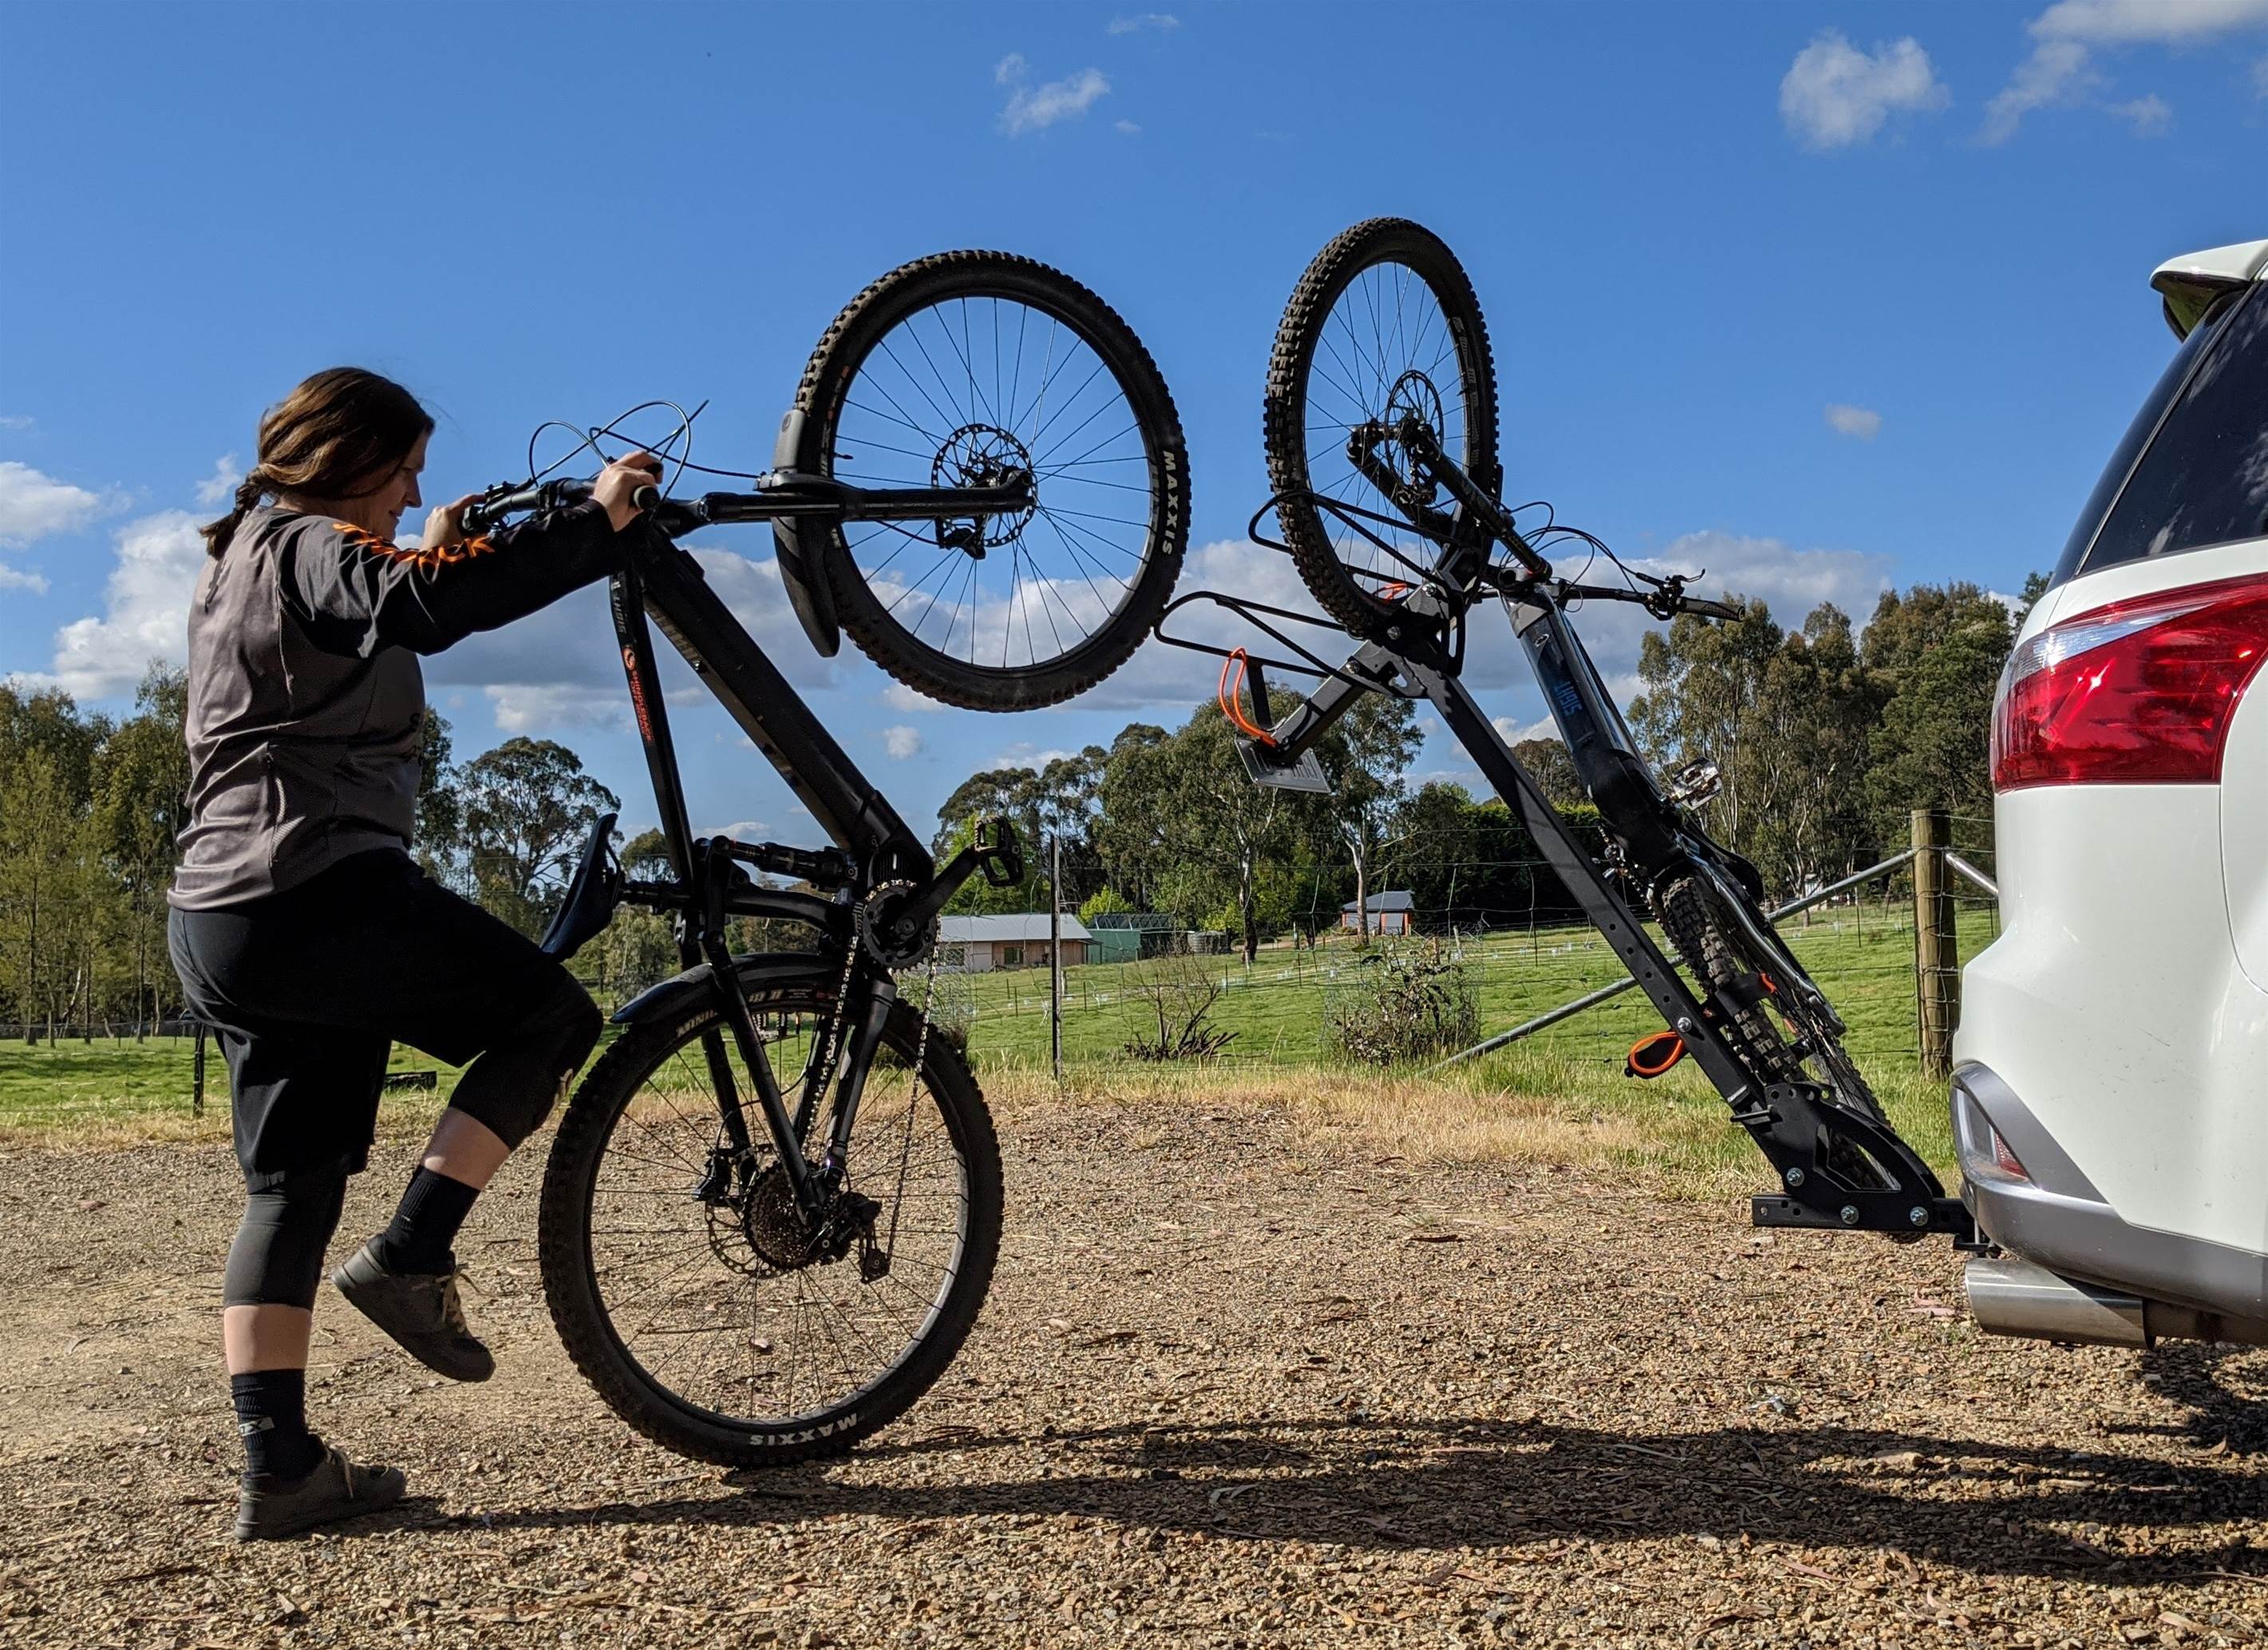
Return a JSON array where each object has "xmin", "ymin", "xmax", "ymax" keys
[
  {"xmin": 978, "ymin": 1051, "xmax": 1953, "ymax": 1202},
  {"xmin": 0, "ymin": 1043, "xmax": 1956, "ymax": 1209},
  {"xmin": 0, "ymin": 1091, "xmax": 450, "ymax": 1158}
]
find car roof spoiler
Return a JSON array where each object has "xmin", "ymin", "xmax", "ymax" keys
[{"xmin": 2151, "ymin": 239, "xmax": 2268, "ymax": 340}]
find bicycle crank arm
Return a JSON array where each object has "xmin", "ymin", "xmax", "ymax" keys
[{"xmin": 861, "ymin": 815, "xmax": 1022, "ymax": 966}]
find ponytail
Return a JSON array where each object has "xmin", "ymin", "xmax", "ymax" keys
[
  {"xmin": 200, "ymin": 368, "xmax": 433, "ymax": 559},
  {"xmin": 200, "ymin": 469, "xmax": 270, "ymax": 559}
]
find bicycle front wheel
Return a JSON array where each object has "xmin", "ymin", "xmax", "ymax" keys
[
  {"xmin": 538, "ymin": 968, "xmax": 1002, "ymax": 1466},
  {"xmin": 1264, "ymin": 218, "xmax": 1499, "ymax": 637},
  {"xmin": 792, "ymin": 251, "xmax": 1189, "ymax": 710}
]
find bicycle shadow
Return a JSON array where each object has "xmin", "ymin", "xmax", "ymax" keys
[{"xmin": 461, "ymin": 1407, "xmax": 2268, "ymax": 1586}]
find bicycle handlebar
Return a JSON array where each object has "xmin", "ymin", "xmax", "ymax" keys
[
  {"xmin": 461, "ymin": 475, "xmax": 662, "ymax": 535},
  {"xmin": 1529, "ymin": 578, "xmax": 1739, "ymax": 624}
]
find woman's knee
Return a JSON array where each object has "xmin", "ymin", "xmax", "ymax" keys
[
  {"xmin": 222, "ymin": 1168, "xmax": 350, "ymax": 1309},
  {"xmin": 450, "ymin": 974, "xmax": 600, "ymax": 1147}
]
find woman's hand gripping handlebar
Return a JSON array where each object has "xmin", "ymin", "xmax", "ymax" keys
[{"xmin": 456, "ymin": 452, "xmax": 664, "ymax": 539}]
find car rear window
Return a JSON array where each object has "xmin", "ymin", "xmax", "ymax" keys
[{"xmin": 2055, "ymin": 285, "xmax": 2268, "ymax": 586}]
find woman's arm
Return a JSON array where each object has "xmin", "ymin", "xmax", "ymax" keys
[{"xmin": 275, "ymin": 457, "xmax": 658, "ymax": 658}]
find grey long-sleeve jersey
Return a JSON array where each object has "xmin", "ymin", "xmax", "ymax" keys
[{"xmin": 169, "ymin": 499, "xmax": 620, "ymax": 911}]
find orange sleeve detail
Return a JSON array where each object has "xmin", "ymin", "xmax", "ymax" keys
[{"xmin": 335, "ymin": 524, "xmax": 497, "ymax": 574}]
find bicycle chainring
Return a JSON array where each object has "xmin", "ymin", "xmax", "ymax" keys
[{"xmin": 855, "ymin": 878, "xmax": 931, "ymax": 969}]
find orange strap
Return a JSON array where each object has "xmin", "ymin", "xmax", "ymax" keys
[
  {"xmin": 1626, "ymin": 1033, "xmax": 1686, "ymax": 1077},
  {"xmin": 1219, "ymin": 649, "xmax": 1276, "ymax": 746}
]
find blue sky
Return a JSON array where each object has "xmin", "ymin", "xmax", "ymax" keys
[{"xmin": 3, "ymin": 0, "xmax": 2264, "ymax": 845}]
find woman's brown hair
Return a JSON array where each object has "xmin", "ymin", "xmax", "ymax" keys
[{"xmin": 200, "ymin": 368, "xmax": 435, "ymax": 557}]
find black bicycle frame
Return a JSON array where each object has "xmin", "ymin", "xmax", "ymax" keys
[
  {"xmin": 567, "ymin": 478, "xmax": 1024, "ymax": 1223},
  {"xmin": 1181, "ymin": 436, "xmax": 1974, "ymax": 1243}
]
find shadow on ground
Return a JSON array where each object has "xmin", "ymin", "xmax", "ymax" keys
[{"xmin": 418, "ymin": 1398, "xmax": 2268, "ymax": 1589}]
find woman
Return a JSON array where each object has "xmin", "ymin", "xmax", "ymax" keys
[{"xmin": 167, "ymin": 367, "xmax": 658, "ymax": 1540}]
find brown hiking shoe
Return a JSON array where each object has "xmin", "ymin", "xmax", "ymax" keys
[
  {"xmin": 236, "ymin": 1443, "xmax": 405, "ymax": 1541},
  {"xmin": 333, "ymin": 1241, "xmax": 496, "ymax": 1383}
]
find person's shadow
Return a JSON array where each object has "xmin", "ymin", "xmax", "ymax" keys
[{"xmin": 450, "ymin": 1368, "xmax": 2268, "ymax": 1587}]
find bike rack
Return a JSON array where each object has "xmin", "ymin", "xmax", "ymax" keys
[{"xmin": 1151, "ymin": 482, "xmax": 1978, "ymax": 1247}]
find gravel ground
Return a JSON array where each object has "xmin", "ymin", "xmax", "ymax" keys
[{"xmin": 2, "ymin": 1099, "xmax": 2266, "ymax": 1649}]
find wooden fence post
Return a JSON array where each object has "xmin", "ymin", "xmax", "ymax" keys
[
  {"xmin": 1049, "ymin": 835, "xmax": 1063, "ymax": 1084},
  {"xmin": 1911, "ymin": 807, "xmax": 1959, "ymax": 1080}
]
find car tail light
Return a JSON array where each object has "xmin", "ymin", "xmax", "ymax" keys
[{"xmin": 1992, "ymin": 572, "xmax": 2268, "ymax": 790}]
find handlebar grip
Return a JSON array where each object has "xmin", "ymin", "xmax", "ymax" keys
[{"xmin": 631, "ymin": 482, "xmax": 660, "ymax": 514}]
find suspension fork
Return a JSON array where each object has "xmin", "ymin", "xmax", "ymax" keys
[{"xmin": 686, "ymin": 839, "xmax": 833, "ymax": 1220}]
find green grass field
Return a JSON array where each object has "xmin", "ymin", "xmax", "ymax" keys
[
  {"xmin": 959, "ymin": 902, "xmax": 1993, "ymax": 1072},
  {"xmin": 0, "ymin": 901, "xmax": 1993, "ymax": 1189}
]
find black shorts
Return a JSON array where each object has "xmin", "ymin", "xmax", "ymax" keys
[{"xmin": 168, "ymin": 849, "xmax": 583, "ymax": 1191}]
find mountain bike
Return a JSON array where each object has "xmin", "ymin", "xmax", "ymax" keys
[
  {"xmin": 1161, "ymin": 218, "xmax": 1970, "ymax": 1241},
  {"xmin": 460, "ymin": 251, "xmax": 1189, "ymax": 1465}
]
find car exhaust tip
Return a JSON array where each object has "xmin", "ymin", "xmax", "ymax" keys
[{"xmin": 1965, "ymin": 1257, "xmax": 2268, "ymax": 1348}]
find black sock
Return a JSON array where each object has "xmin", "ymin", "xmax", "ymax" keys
[
  {"xmin": 231, "ymin": 1369, "xmax": 322, "ymax": 1482},
  {"xmin": 373, "ymin": 1166, "xmax": 480, "ymax": 1275}
]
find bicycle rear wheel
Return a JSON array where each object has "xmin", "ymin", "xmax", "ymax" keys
[
  {"xmin": 792, "ymin": 251, "xmax": 1189, "ymax": 710},
  {"xmin": 538, "ymin": 967, "xmax": 1002, "ymax": 1466},
  {"xmin": 1264, "ymin": 218, "xmax": 1499, "ymax": 637},
  {"xmin": 1656, "ymin": 874, "xmax": 1899, "ymax": 1202}
]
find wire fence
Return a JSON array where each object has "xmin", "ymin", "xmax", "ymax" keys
[
  {"xmin": 0, "ymin": 812, "xmax": 2000, "ymax": 1115},
  {"xmin": 938, "ymin": 811, "xmax": 1998, "ymax": 1085}
]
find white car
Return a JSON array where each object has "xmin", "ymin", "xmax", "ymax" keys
[{"xmin": 1958, "ymin": 236, "xmax": 2268, "ymax": 1348}]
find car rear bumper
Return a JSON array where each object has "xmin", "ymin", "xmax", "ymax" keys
[{"xmin": 1954, "ymin": 1062, "xmax": 2268, "ymax": 1321}]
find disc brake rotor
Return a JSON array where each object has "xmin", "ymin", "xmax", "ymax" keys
[
  {"xmin": 931, "ymin": 423, "xmax": 1037, "ymax": 553},
  {"xmin": 1381, "ymin": 370, "xmax": 1447, "ymax": 494}
]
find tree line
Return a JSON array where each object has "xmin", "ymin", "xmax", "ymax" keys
[
  {"xmin": 938, "ymin": 578, "xmax": 2033, "ymax": 960},
  {"xmin": 0, "ymin": 573, "xmax": 2027, "ymax": 1032},
  {"xmin": 0, "ymin": 669, "xmax": 628, "ymax": 1036}
]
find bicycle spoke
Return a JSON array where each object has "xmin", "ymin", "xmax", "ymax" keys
[{"xmin": 583, "ymin": 1000, "xmax": 973, "ymax": 1429}]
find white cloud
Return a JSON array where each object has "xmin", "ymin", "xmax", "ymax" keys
[
  {"xmin": 0, "ymin": 564, "xmax": 49, "ymax": 594},
  {"xmin": 0, "ymin": 460, "xmax": 105, "ymax": 547},
  {"xmin": 994, "ymin": 52, "xmax": 1027, "ymax": 85},
  {"xmin": 883, "ymin": 681, "xmax": 950, "ymax": 712},
  {"xmin": 1982, "ymin": 39, "xmax": 2100, "ymax": 143},
  {"xmin": 2033, "ymin": 0, "xmax": 2268, "ymax": 43},
  {"xmin": 883, "ymin": 724, "xmax": 924, "ymax": 760},
  {"xmin": 1779, "ymin": 32, "xmax": 1948, "ymax": 149},
  {"xmin": 987, "ymin": 740, "xmax": 1076, "ymax": 772},
  {"xmin": 698, "ymin": 819, "xmax": 769, "ymax": 842},
  {"xmin": 0, "ymin": 415, "xmax": 33, "ymax": 432},
  {"xmin": 1825, "ymin": 403, "xmax": 1883, "ymax": 440},
  {"xmin": 1107, "ymin": 12, "xmax": 1179, "ymax": 34},
  {"xmin": 1983, "ymin": 0, "xmax": 2266, "ymax": 144},
  {"xmin": 482, "ymin": 681, "xmax": 625, "ymax": 733},
  {"xmin": 1115, "ymin": 119, "xmax": 1142, "ymax": 135},
  {"xmin": 192, "ymin": 454, "xmax": 241, "ymax": 507},
  {"xmin": 1030, "ymin": 536, "xmax": 1337, "ymax": 712},
  {"xmin": 1643, "ymin": 531, "xmax": 1894, "ymax": 619},
  {"xmin": 2112, "ymin": 92, "xmax": 2172, "ymax": 132},
  {"xmin": 26, "ymin": 510, "xmax": 203, "ymax": 699},
  {"xmin": 434, "ymin": 539, "xmax": 832, "ymax": 737},
  {"xmin": 1001, "ymin": 67, "xmax": 1110, "ymax": 135},
  {"xmin": 1492, "ymin": 715, "xmax": 1555, "ymax": 746}
]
